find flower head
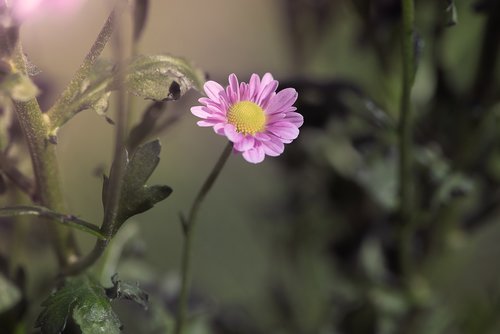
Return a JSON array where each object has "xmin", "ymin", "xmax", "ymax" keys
[
  {"xmin": 11, "ymin": 0, "xmax": 84, "ymax": 21},
  {"xmin": 191, "ymin": 73, "xmax": 303, "ymax": 164}
]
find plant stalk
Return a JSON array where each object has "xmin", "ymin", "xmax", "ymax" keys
[
  {"xmin": 175, "ymin": 142, "xmax": 233, "ymax": 334},
  {"xmin": 46, "ymin": 10, "xmax": 115, "ymax": 129},
  {"xmin": 62, "ymin": 3, "xmax": 131, "ymax": 276},
  {"xmin": 11, "ymin": 44, "xmax": 78, "ymax": 267},
  {"xmin": 398, "ymin": 0, "xmax": 416, "ymax": 276}
]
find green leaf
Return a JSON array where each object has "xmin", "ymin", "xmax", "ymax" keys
[
  {"xmin": 49, "ymin": 54, "xmax": 204, "ymax": 130},
  {"xmin": 0, "ymin": 273, "xmax": 21, "ymax": 314},
  {"xmin": 0, "ymin": 205, "xmax": 105, "ymax": 239},
  {"xmin": 103, "ymin": 140, "xmax": 172, "ymax": 232},
  {"xmin": 36, "ymin": 276, "xmax": 121, "ymax": 334},
  {"xmin": 444, "ymin": 0, "xmax": 458, "ymax": 27},
  {"xmin": 57, "ymin": 60, "xmax": 114, "ymax": 128},
  {"xmin": 123, "ymin": 54, "xmax": 205, "ymax": 101},
  {"xmin": 0, "ymin": 73, "xmax": 39, "ymax": 102},
  {"xmin": 106, "ymin": 274, "xmax": 149, "ymax": 310}
]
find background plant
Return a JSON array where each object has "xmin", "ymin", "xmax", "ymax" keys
[{"xmin": 1, "ymin": 0, "xmax": 500, "ymax": 334}]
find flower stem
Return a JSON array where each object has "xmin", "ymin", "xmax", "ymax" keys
[
  {"xmin": 175, "ymin": 142, "xmax": 233, "ymax": 334},
  {"xmin": 11, "ymin": 44, "xmax": 78, "ymax": 267},
  {"xmin": 398, "ymin": 0, "xmax": 416, "ymax": 276},
  {"xmin": 62, "ymin": 5, "xmax": 131, "ymax": 276},
  {"xmin": 46, "ymin": 10, "xmax": 115, "ymax": 129}
]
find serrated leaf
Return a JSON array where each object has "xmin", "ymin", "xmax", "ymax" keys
[
  {"xmin": 0, "ymin": 205, "xmax": 105, "ymax": 239},
  {"xmin": 103, "ymin": 140, "xmax": 172, "ymax": 233},
  {"xmin": 73, "ymin": 301, "xmax": 121, "ymax": 334},
  {"xmin": 123, "ymin": 54, "xmax": 205, "ymax": 101},
  {"xmin": 0, "ymin": 73, "xmax": 39, "ymax": 102},
  {"xmin": 36, "ymin": 276, "xmax": 121, "ymax": 334},
  {"xmin": 106, "ymin": 274, "xmax": 149, "ymax": 309},
  {"xmin": 0, "ymin": 273, "xmax": 21, "ymax": 314},
  {"xmin": 49, "ymin": 54, "xmax": 204, "ymax": 130}
]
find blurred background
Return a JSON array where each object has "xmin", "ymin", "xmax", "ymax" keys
[{"xmin": 3, "ymin": 0, "xmax": 500, "ymax": 333}]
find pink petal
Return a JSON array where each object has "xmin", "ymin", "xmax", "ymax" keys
[
  {"xmin": 239, "ymin": 82, "xmax": 250, "ymax": 101},
  {"xmin": 266, "ymin": 88, "xmax": 298, "ymax": 114},
  {"xmin": 191, "ymin": 106, "xmax": 211, "ymax": 119},
  {"xmin": 248, "ymin": 74, "xmax": 260, "ymax": 99},
  {"xmin": 198, "ymin": 97, "xmax": 222, "ymax": 108},
  {"xmin": 204, "ymin": 81, "xmax": 224, "ymax": 101},
  {"xmin": 228, "ymin": 73, "xmax": 240, "ymax": 102},
  {"xmin": 216, "ymin": 91, "xmax": 231, "ymax": 111},
  {"xmin": 197, "ymin": 120, "xmax": 219, "ymax": 127},
  {"xmin": 267, "ymin": 113, "xmax": 286, "ymax": 123},
  {"xmin": 214, "ymin": 123, "xmax": 226, "ymax": 134},
  {"xmin": 255, "ymin": 132, "xmax": 272, "ymax": 141},
  {"xmin": 283, "ymin": 111, "xmax": 304, "ymax": 127},
  {"xmin": 260, "ymin": 73, "xmax": 274, "ymax": 88},
  {"xmin": 255, "ymin": 81, "xmax": 278, "ymax": 106},
  {"xmin": 268, "ymin": 122, "xmax": 300, "ymax": 140},
  {"xmin": 224, "ymin": 124, "xmax": 244, "ymax": 142},
  {"xmin": 262, "ymin": 138, "xmax": 285, "ymax": 157},
  {"xmin": 261, "ymin": 92, "xmax": 276, "ymax": 110},
  {"xmin": 234, "ymin": 136, "xmax": 255, "ymax": 152},
  {"xmin": 242, "ymin": 145, "xmax": 265, "ymax": 164},
  {"xmin": 13, "ymin": 0, "xmax": 84, "ymax": 21},
  {"xmin": 204, "ymin": 104, "xmax": 226, "ymax": 116}
]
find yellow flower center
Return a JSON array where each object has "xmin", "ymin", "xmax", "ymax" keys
[{"xmin": 227, "ymin": 101, "xmax": 266, "ymax": 135}]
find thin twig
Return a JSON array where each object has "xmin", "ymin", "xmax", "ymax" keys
[
  {"xmin": 11, "ymin": 43, "xmax": 79, "ymax": 266},
  {"xmin": 62, "ymin": 3, "xmax": 131, "ymax": 276},
  {"xmin": 46, "ymin": 10, "xmax": 116, "ymax": 130},
  {"xmin": 398, "ymin": 0, "xmax": 416, "ymax": 276},
  {"xmin": 0, "ymin": 153, "xmax": 35, "ymax": 198},
  {"xmin": 175, "ymin": 142, "xmax": 233, "ymax": 334}
]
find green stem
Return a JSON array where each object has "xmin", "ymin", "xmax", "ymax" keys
[
  {"xmin": 175, "ymin": 142, "xmax": 233, "ymax": 334},
  {"xmin": 398, "ymin": 0, "xmax": 416, "ymax": 276},
  {"xmin": 46, "ymin": 10, "xmax": 115, "ymax": 129},
  {"xmin": 0, "ymin": 152, "xmax": 34, "ymax": 197},
  {"xmin": 11, "ymin": 44, "xmax": 78, "ymax": 267},
  {"xmin": 471, "ymin": 0, "xmax": 500, "ymax": 104},
  {"xmin": 62, "ymin": 7, "xmax": 131, "ymax": 276},
  {"xmin": 101, "ymin": 10, "xmax": 128, "ymax": 241}
]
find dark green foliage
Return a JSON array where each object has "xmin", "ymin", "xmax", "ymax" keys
[
  {"xmin": 0, "ymin": 256, "xmax": 27, "ymax": 333},
  {"xmin": 106, "ymin": 274, "xmax": 149, "ymax": 310},
  {"xmin": 51, "ymin": 54, "xmax": 205, "ymax": 129},
  {"xmin": 445, "ymin": 0, "xmax": 458, "ymax": 26},
  {"xmin": 102, "ymin": 140, "xmax": 172, "ymax": 233},
  {"xmin": 123, "ymin": 54, "xmax": 205, "ymax": 101},
  {"xmin": 36, "ymin": 276, "xmax": 121, "ymax": 334},
  {"xmin": 0, "ymin": 266, "xmax": 26, "ymax": 334},
  {"xmin": 0, "ymin": 205, "xmax": 104, "ymax": 239},
  {"xmin": 64, "ymin": 60, "xmax": 113, "ymax": 121},
  {"xmin": 0, "ymin": 273, "xmax": 21, "ymax": 314}
]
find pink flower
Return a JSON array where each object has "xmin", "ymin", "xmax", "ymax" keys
[
  {"xmin": 191, "ymin": 73, "xmax": 303, "ymax": 164},
  {"xmin": 11, "ymin": 0, "xmax": 84, "ymax": 21}
]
